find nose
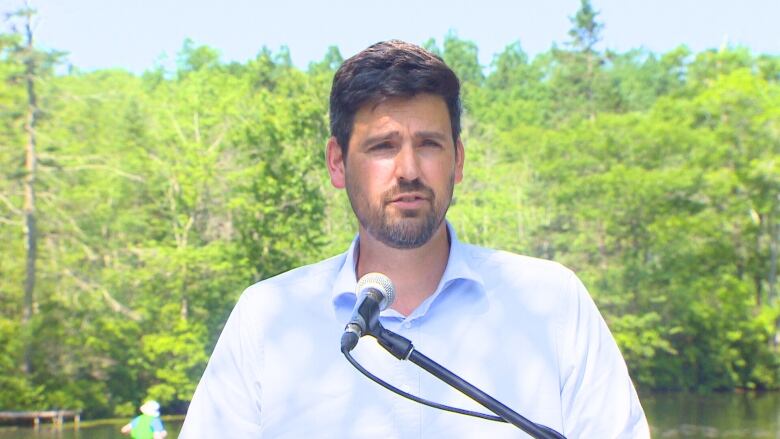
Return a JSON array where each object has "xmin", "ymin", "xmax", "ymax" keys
[{"xmin": 393, "ymin": 143, "xmax": 420, "ymax": 181}]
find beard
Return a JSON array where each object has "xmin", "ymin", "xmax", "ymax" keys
[{"xmin": 346, "ymin": 176, "xmax": 454, "ymax": 249}]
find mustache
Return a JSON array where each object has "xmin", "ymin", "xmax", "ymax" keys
[{"xmin": 382, "ymin": 179, "xmax": 435, "ymax": 202}]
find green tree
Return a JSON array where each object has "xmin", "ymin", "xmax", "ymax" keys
[{"xmin": 442, "ymin": 32, "xmax": 484, "ymax": 86}]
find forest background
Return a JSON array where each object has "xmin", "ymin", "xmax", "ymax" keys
[{"xmin": 0, "ymin": 1, "xmax": 778, "ymax": 418}]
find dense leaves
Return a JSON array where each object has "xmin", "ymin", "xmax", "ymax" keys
[{"xmin": 0, "ymin": 3, "xmax": 778, "ymax": 417}]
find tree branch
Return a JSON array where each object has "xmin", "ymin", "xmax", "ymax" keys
[
  {"xmin": 66, "ymin": 164, "xmax": 145, "ymax": 182},
  {"xmin": 0, "ymin": 217, "xmax": 20, "ymax": 225},
  {"xmin": 0, "ymin": 193, "xmax": 22, "ymax": 215},
  {"xmin": 194, "ymin": 111, "xmax": 201, "ymax": 145},
  {"xmin": 166, "ymin": 105, "xmax": 188, "ymax": 146},
  {"xmin": 63, "ymin": 268, "xmax": 141, "ymax": 321},
  {"xmin": 208, "ymin": 123, "xmax": 228, "ymax": 153}
]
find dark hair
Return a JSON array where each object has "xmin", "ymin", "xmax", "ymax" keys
[{"xmin": 329, "ymin": 40, "xmax": 461, "ymax": 156}]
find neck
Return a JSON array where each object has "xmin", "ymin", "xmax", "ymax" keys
[{"xmin": 356, "ymin": 222, "xmax": 450, "ymax": 316}]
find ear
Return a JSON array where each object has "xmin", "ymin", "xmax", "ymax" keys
[
  {"xmin": 454, "ymin": 137, "xmax": 465, "ymax": 184},
  {"xmin": 326, "ymin": 136, "xmax": 346, "ymax": 189}
]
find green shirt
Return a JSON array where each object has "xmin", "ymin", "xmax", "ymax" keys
[{"xmin": 131, "ymin": 414, "xmax": 163, "ymax": 439}]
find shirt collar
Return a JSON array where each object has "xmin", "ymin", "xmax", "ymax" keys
[
  {"xmin": 330, "ymin": 222, "xmax": 485, "ymax": 314},
  {"xmin": 330, "ymin": 235, "xmax": 361, "ymax": 304}
]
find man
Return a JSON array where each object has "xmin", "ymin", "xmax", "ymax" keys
[
  {"xmin": 121, "ymin": 400, "xmax": 168, "ymax": 439},
  {"xmin": 180, "ymin": 40, "xmax": 650, "ymax": 438}
]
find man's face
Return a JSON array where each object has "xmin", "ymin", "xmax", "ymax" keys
[{"xmin": 327, "ymin": 93, "xmax": 464, "ymax": 249}]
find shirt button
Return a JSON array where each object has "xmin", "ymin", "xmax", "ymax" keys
[{"xmin": 403, "ymin": 321, "xmax": 412, "ymax": 329}]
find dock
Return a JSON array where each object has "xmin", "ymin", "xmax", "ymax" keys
[{"xmin": 0, "ymin": 410, "xmax": 81, "ymax": 429}]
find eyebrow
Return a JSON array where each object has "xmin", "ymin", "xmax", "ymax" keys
[
  {"xmin": 360, "ymin": 130, "xmax": 449, "ymax": 149},
  {"xmin": 414, "ymin": 131, "xmax": 449, "ymax": 142}
]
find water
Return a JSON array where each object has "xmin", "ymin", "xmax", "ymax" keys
[
  {"xmin": 0, "ymin": 392, "xmax": 777, "ymax": 438},
  {"xmin": 0, "ymin": 419, "xmax": 182, "ymax": 439},
  {"xmin": 644, "ymin": 392, "xmax": 779, "ymax": 438}
]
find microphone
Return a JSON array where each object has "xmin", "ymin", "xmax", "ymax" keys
[{"xmin": 340, "ymin": 272, "xmax": 396, "ymax": 353}]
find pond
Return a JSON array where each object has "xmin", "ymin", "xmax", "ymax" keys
[
  {"xmin": 0, "ymin": 419, "xmax": 182, "ymax": 439},
  {"xmin": 643, "ymin": 391, "xmax": 779, "ymax": 438},
  {"xmin": 0, "ymin": 392, "xmax": 777, "ymax": 438}
]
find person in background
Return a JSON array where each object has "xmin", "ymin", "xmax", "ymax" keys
[{"xmin": 121, "ymin": 400, "xmax": 168, "ymax": 439}]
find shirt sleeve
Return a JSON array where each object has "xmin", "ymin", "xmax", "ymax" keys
[
  {"xmin": 179, "ymin": 292, "xmax": 264, "ymax": 438},
  {"xmin": 151, "ymin": 417, "xmax": 165, "ymax": 432},
  {"xmin": 559, "ymin": 272, "xmax": 651, "ymax": 438}
]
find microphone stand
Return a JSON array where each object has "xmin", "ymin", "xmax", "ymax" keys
[{"xmin": 365, "ymin": 321, "xmax": 566, "ymax": 439}]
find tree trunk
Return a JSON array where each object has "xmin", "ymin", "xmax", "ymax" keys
[
  {"xmin": 768, "ymin": 211, "xmax": 777, "ymax": 304},
  {"xmin": 21, "ymin": 9, "xmax": 38, "ymax": 375},
  {"xmin": 769, "ymin": 210, "xmax": 779, "ymax": 350}
]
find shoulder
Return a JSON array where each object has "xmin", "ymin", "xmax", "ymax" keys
[
  {"xmin": 464, "ymin": 242, "xmax": 576, "ymax": 285},
  {"xmin": 459, "ymin": 242, "xmax": 584, "ymax": 311},
  {"xmin": 244, "ymin": 253, "xmax": 344, "ymax": 295},
  {"xmin": 235, "ymin": 253, "xmax": 346, "ymax": 310}
]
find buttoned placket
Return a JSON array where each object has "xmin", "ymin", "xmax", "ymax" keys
[{"xmin": 388, "ymin": 316, "xmax": 422, "ymax": 437}]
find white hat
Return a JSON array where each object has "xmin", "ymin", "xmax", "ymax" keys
[{"xmin": 140, "ymin": 400, "xmax": 160, "ymax": 417}]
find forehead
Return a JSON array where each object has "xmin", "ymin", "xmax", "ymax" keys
[{"xmin": 351, "ymin": 93, "xmax": 452, "ymax": 136}]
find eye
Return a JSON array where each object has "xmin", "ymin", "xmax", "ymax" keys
[
  {"xmin": 369, "ymin": 141, "xmax": 393, "ymax": 151},
  {"xmin": 421, "ymin": 139, "xmax": 442, "ymax": 148}
]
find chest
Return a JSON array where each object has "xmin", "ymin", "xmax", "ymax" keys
[{"xmin": 258, "ymin": 304, "xmax": 564, "ymax": 438}]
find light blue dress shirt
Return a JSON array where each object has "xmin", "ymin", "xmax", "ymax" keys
[{"xmin": 181, "ymin": 225, "xmax": 649, "ymax": 438}]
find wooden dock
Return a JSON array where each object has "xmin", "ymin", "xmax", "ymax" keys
[{"xmin": 0, "ymin": 410, "xmax": 81, "ymax": 429}]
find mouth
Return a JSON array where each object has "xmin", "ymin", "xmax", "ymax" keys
[
  {"xmin": 391, "ymin": 193, "xmax": 428, "ymax": 203},
  {"xmin": 388, "ymin": 192, "xmax": 430, "ymax": 209}
]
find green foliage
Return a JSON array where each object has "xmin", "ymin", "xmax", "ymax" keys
[
  {"xmin": 508, "ymin": 61, "xmax": 780, "ymax": 391},
  {"xmin": 0, "ymin": 40, "xmax": 329, "ymax": 416},
  {"xmin": 0, "ymin": 8, "xmax": 778, "ymax": 419},
  {"xmin": 441, "ymin": 32, "xmax": 484, "ymax": 85},
  {"xmin": 177, "ymin": 38, "xmax": 221, "ymax": 74},
  {"xmin": 141, "ymin": 317, "xmax": 209, "ymax": 404},
  {"xmin": 568, "ymin": 0, "xmax": 603, "ymax": 53}
]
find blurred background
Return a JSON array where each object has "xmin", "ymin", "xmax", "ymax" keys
[{"xmin": 0, "ymin": 0, "xmax": 778, "ymax": 437}]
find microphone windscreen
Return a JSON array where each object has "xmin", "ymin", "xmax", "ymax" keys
[{"xmin": 356, "ymin": 272, "xmax": 396, "ymax": 311}]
